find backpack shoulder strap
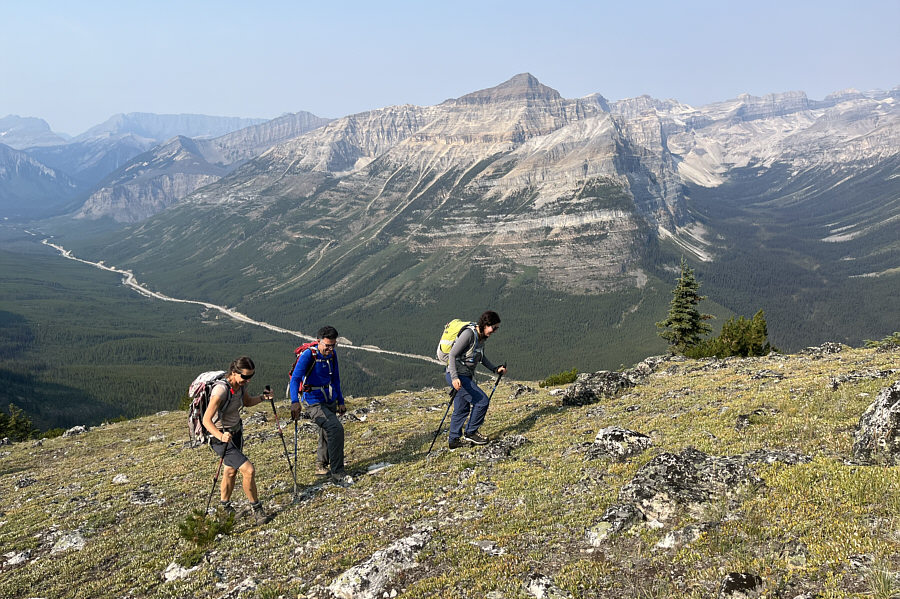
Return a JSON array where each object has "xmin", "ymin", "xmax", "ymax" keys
[
  {"xmin": 461, "ymin": 323, "xmax": 479, "ymax": 354},
  {"xmin": 302, "ymin": 348, "xmax": 318, "ymax": 384},
  {"xmin": 210, "ymin": 378, "xmax": 235, "ymax": 422}
]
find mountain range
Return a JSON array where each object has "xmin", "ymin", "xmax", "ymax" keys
[
  {"xmin": 4, "ymin": 74, "xmax": 899, "ymax": 375},
  {"xmin": 0, "ymin": 111, "xmax": 305, "ymax": 219}
]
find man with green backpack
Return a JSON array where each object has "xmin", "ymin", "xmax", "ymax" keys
[{"xmin": 438, "ymin": 311, "xmax": 507, "ymax": 449}]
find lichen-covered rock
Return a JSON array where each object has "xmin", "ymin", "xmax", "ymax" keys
[
  {"xmin": 592, "ymin": 426, "xmax": 652, "ymax": 461},
  {"xmin": 509, "ymin": 384, "xmax": 538, "ymax": 399},
  {"xmin": 851, "ymin": 381, "xmax": 900, "ymax": 464},
  {"xmin": 217, "ymin": 577, "xmax": 257, "ymax": 599},
  {"xmin": 328, "ymin": 529, "xmax": 432, "ymax": 599},
  {"xmin": 655, "ymin": 522, "xmax": 715, "ymax": 549},
  {"xmin": 830, "ymin": 369, "xmax": 898, "ymax": 390},
  {"xmin": 800, "ymin": 342, "xmax": 844, "ymax": 356},
  {"xmin": 561, "ymin": 356, "xmax": 670, "ymax": 406},
  {"xmin": 562, "ymin": 371, "xmax": 634, "ymax": 406},
  {"xmin": 525, "ymin": 573, "xmax": 572, "ymax": 598},
  {"xmin": 162, "ymin": 561, "xmax": 199, "ymax": 582},
  {"xmin": 585, "ymin": 503, "xmax": 641, "ymax": 546},
  {"xmin": 50, "ymin": 531, "xmax": 86, "ymax": 554},
  {"xmin": 480, "ymin": 434, "xmax": 529, "ymax": 462},
  {"xmin": 618, "ymin": 447, "xmax": 762, "ymax": 524},
  {"xmin": 741, "ymin": 449, "xmax": 811, "ymax": 465},
  {"xmin": 719, "ymin": 572, "xmax": 763, "ymax": 598}
]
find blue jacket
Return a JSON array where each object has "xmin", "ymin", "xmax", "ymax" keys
[{"xmin": 289, "ymin": 348, "xmax": 344, "ymax": 406}]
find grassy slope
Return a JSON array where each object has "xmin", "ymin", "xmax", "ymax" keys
[{"xmin": 1, "ymin": 346, "xmax": 898, "ymax": 598}]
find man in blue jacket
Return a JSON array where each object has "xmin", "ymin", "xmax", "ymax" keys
[{"xmin": 289, "ymin": 326, "xmax": 352, "ymax": 485}]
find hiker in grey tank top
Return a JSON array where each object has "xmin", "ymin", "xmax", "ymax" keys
[{"xmin": 203, "ymin": 356, "xmax": 273, "ymax": 524}]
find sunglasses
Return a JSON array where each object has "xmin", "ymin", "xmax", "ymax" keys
[{"xmin": 236, "ymin": 371, "xmax": 254, "ymax": 380}]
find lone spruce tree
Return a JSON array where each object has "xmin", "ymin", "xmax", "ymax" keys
[{"xmin": 657, "ymin": 257, "xmax": 713, "ymax": 354}]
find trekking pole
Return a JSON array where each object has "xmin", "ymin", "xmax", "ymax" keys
[
  {"xmin": 486, "ymin": 364, "xmax": 506, "ymax": 402},
  {"xmin": 426, "ymin": 388, "xmax": 458, "ymax": 456},
  {"xmin": 266, "ymin": 385, "xmax": 298, "ymax": 494},
  {"xmin": 293, "ymin": 418, "xmax": 299, "ymax": 498}
]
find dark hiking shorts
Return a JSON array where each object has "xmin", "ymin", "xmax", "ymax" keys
[{"xmin": 209, "ymin": 429, "xmax": 248, "ymax": 469}]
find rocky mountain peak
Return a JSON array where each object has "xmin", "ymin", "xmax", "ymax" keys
[
  {"xmin": 0, "ymin": 115, "xmax": 69, "ymax": 149},
  {"xmin": 451, "ymin": 73, "xmax": 562, "ymax": 105}
]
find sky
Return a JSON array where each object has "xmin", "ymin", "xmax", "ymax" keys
[{"xmin": 2, "ymin": 0, "xmax": 898, "ymax": 136}]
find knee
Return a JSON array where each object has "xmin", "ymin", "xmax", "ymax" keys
[
  {"xmin": 328, "ymin": 421, "xmax": 344, "ymax": 439},
  {"xmin": 240, "ymin": 461, "xmax": 256, "ymax": 479},
  {"xmin": 223, "ymin": 467, "xmax": 237, "ymax": 481}
]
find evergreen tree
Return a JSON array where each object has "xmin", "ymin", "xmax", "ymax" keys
[
  {"xmin": 3, "ymin": 404, "xmax": 36, "ymax": 441},
  {"xmin": 657, "ymin": 257, "xmax": 713, "ymax": 354},
  {"xmin": 710, "ymin": 310, "xmax": 773, "ymax": 357}
]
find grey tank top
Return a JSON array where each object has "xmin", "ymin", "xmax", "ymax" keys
[{"xmin": 211, "ymin": 381, "xmax": 244, "ymax": 431}]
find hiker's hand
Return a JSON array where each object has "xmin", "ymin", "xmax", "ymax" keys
[
  {"xmin": 337, "ymin": 404, "xmax": 347, "ymax": 415},
  {"xmin": 452, "ymin": 378, "xmax": 461, "ymax": 391},
  {"xmin": 290, "ymin": 403, "xmax": 301, "ymax": 421},
  {"xmin": 497, "ymin": 365, "xmax": 507, "ymax": 376},
  {"xmin": 221, "ymin": 431, "xmax": 232, "ymax": 444}
]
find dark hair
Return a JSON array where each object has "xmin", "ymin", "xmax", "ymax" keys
[
  {"xmin": 229, "ymin": 356, "xmax": 255, "ymax": 373},
  {"xmin": 317, "ymin": 325, "xmax": 339, "ymax": 340},
  {"xmin": 477, "ymin": 311, "xmax": 501, "ymax": 332}
]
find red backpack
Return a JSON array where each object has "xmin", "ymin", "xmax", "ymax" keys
[{"xmin": 289, "ymin": 341, "xmax": 319, "ymax": 385}]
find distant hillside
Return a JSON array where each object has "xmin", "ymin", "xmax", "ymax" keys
[
  {"xmin": 73, "ymin": 112, "xmax": 268, "ymax": 142},
  {"xmin": 1, "ymin": 344, "xmax": 898, "ymax": 598},
  {"xmin": 0, "ymin": 144, "xmax": 80, "ymax": 218}
]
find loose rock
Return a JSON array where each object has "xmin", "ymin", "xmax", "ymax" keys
[
  {"xmin": 719, "ymin": 572, "xmax": 763, "ymax": 598},
  {"xmin": 524, "ymin": 573, "xmax": 572, "ymax": 598},
  {"xmin": 328, "ymin": 529, "xmax": 432, "ymax": 599},
  {"xmin": 591, "ymin": 427, "xmax": 652, "ymax": 461},
  {"xmin": 50, "ymin": 531, "xmax": 86, "ymax": 554}
]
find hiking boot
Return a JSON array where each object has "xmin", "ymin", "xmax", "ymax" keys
[
  {"xmin": 315, "ymin": 463, "xmax": 330, "ymax": 475},
  {"xmin": 462, "ymin": 430, "xmax": 489, "ymax": 445},
  {"xmin": 331, "ymin": 473, "xmax": 354, "ymax": 487},
  {"xmin": 249, "ymin": 503, "xmax": 271, "ymax": 525},
  {"xmin": 218, "ymin": 501, "xmax": 236, "ymax": 515},
  {"xmin": 448, "ymin": 437, "xmax": 470, "ymax": 450}
]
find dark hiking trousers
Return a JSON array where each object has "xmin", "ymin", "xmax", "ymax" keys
[
  {"xmin": 445, "ymin": 372, "xmax": 490, "ymax": 441},
  {"xmin": 306, "ymin": 401, "xmax": 345, "ymax": 475}
]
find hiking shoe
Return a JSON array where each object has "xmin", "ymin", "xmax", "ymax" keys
[
  {"xmin": 462, "ymin": 430, "xmax": 489, "ymax": 445},
  {"xmin": 250, "ymin": 504, "xmax": 271, "ymax": 525},
  {"xmin": 331, "ymin": 473, "xmax": 354, "ymax": 487},
  {"xmin": 448, "ymin": 437, "xmax": 470, "ymax": 450},
  {"xmin": 218, "ymin": 501, "xmax": 236, "ymax": 515},
  {"xmin": 315, "ymin": 463, "xmax": 330, "ymax": 475}
]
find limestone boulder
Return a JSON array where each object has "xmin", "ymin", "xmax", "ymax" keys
[{"xmin": 852, "ymin": 381, "xmax": 900, "ymax": 464}]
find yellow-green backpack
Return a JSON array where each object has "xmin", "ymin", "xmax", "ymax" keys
[{"xmin": 436, "ymin": 319, "xmax": 477, "ymax": 365}]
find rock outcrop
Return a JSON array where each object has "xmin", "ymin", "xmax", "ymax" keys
[
  {"xmin": 852, "ymin": 381, "xmax": 900, "ymax": 464},
  {"xmin": 562, "ymin": 356, "xmax": 669, "ymax": 406}
]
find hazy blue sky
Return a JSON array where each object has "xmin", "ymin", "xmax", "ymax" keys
[{"xmin": 3, "ymin": 0, "xmax": 898, "ymax": 136}]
